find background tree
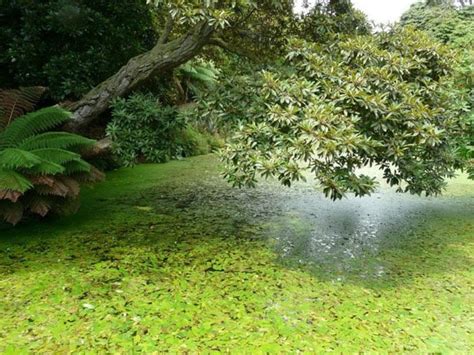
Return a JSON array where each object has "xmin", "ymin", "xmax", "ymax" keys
[
  {"xmin": 297, "ymin": 0, "xmax": 371, "ymax": 44},
  {"xmin": 0, "ymin": 0, "xmax": 157, "ymax": 100},
  {"xmin": 401, "ymin": 1, "xmax": 473, "ymax": 177}
]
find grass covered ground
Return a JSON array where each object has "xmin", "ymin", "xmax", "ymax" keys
[{"xmin": 0, "ymin": 155, "xmax": 473, "ymax": 353}]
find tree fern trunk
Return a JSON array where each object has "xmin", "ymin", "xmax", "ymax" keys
[{"xmin": 65, "ymin": 22, "xmax": 214, "ymax": 132}]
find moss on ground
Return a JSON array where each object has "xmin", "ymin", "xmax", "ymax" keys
[{"xmin": 0, "ymin": 155, "xmax": 473, "ymax": 353}]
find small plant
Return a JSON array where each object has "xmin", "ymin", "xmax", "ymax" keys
[
  {"xmin": 0, "ymin": 107, "xmax": 103, "ymax": 225},
  {"xmin": 176, "ymin": 59, "xmax": 219, "ymax": 100}
]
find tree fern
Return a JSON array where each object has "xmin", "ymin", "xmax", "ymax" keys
[
  {"xmin": 180, "ymin": 62, "xmax": 218, "ymax": 84},
  {"xmin": 0, "ymin": 106, "xmax": 103, "ymax": 225},
  {"xmin": 178, "ymin": 60, "xmax": 219, "ymax": 99}
]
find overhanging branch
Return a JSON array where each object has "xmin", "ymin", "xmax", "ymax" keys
[{"xmin": 208, "ymin": 37, "xmax": 253, "ymax": 59}]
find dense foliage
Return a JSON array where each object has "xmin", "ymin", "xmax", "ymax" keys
[
  {"xmin": 1, "ymin": 0, "xmax": 472, "ymax": 220},
  {"xmin": 401, "ymin": 1, "xmax": 473, "ymax": 178},
  {"xmin": 217, "ymin": 28, "xmax": 468, "ymax": 199},
  {"xmin": 106, "ymin": 94, "xmax": 217, "ymax": 166},
  {"xmin": 0, "ymin": 0, "xmax": 157, "ymax": 100},
  {"xmin": 0, "ymin": 107, "xmax": 103, "ymax": 224},
  {"xmin": 401, "ymin": 1, "xmax": 474, "ymax": 52}
]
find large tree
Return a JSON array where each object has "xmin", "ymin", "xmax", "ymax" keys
[{"xmin": 192, "ymin": 28, "xmax": 469, "ymax": 198}]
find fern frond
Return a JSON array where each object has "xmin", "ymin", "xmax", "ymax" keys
[
  {"xmin": 180, "ymin": 63, "xmax": 217, "ymax": 84},
  {"xmin": 74, "ymin": 167, "xmax": 105, "ymax": 183},
  {"xmin": 34, "ymin": 178, "xmax": 70, "ymax": 197},
  {"xmin": 28, "ymin": 175, "xmax": 56, "ymax": 187},
  {"xmin": 0, "ymin": 107, "xmax": 71, "ymax": 148},
  {"xmin": 52, "ymin": 196, "xmax": 81, "ymax": 216},
  {"xmin": 63, "ymin": 159, "xmax": 92, "ymax": 174},
  {"xmin": 25, "ymin": 160, "xmax": 65, "ymax": 176},
  {"xmin": 0, "ymin": 168, "xmax": 33, "ymax": 193},
  {"xmin": 56, "ymin": 176, "xmax": 81, "ymax": 198},
  {"xmin": 0, "ymin": 189, "xmax": 23, "ymax": 203},
  {"xmin": 25, "ymin": 195, "xmax": 52, "ymax": 217},
  {"xmin": 18, "ymin": 132, "xmax": 95, "ymax": 151},
  {"xmin": 0, "ymin": 87, "xmax": 46, "ymax": 130},
  {"xmin": 30, "ymin": 148, "xmax": 81, "ymax": 165},
  {"xmin": 0, "ymin": 148, "xmax": 42, "ymax": 170},
  {"xmin": 191, "ymin": 68, "xmax": 217, "ymax": 82},
  {"xmin": 0, "ymin": 200, "xmax": 24, "ymax": 225}
]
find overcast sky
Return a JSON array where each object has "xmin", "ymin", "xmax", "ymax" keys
[{"xmin": 295, "ymin": 0, "xmax": 421, "ymax": 24}]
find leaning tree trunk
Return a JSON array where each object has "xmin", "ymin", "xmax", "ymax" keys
[{"xmin": 65, "ymin": 21, "xmax": 214, "ymax": 132}]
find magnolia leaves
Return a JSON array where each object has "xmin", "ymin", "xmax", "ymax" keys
[{"xmin": 220, "ymin": 28, "xmax": 467, "ymax": 199}]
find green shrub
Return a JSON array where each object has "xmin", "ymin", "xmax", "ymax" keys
[
  {"xmin": 175, "ymin": 126, "xmax": 211, "ymax": 157},
  {"xmin": 175, "ymin": 126, "xmax": 224, "ymax": 157},
  {"xmin": 0, "ymin": 107, "xmax": 103, "ymax": 225},
  {"xmin": 107, "ymin": 94, "xmax": 215, "ymax": 167},
  {"xmin": 0, "ymin": 0, "xmax": 157, "ymax": 100}
]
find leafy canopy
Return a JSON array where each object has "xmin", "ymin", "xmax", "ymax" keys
[{"xmin": 214, "ymin": 28, "xmax": 468, "ymax": 199}]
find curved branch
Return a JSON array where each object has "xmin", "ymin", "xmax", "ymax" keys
[
  {"xmin": 208, "ymin": 37, "xmax": 252, "ymax": 59},
  {"xmin": 158, "ymin": 13, "xmax": 175, "ymax": 45},
  {"xmin": 65, "ymin": 21, "xmax": 214, "ymax": 132}
]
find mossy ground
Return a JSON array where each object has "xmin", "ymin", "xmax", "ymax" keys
[{"xmin": 0, "ymin": 155, "xmax": 473, "ymax": 353}]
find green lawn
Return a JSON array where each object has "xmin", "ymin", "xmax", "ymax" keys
[{"xmin": 0, "ymin": 155, "xmax": 473, "ymax": 353}]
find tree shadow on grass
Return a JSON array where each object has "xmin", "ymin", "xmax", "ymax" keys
[{"xmin": 268, "ymin": 194, "xmax": 474, "ymax": 290}]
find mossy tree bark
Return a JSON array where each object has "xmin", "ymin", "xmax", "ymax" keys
[{"xmin": 65, "ymin": 22, "xmax": 214, "ymax": 132}]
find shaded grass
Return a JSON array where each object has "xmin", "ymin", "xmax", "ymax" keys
[{"xmin": 0, "ymin": 155, "xmax": 473, "ymax": 352}]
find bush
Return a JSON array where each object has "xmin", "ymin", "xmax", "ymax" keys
[
  {"xmin": 176, "ymin": 126, "xmax": 224, "ymax": 157},
  {"xmin": 107, "ymin": 94, "xmax": 215, "ymax": 166},
  {"xmin": 0, "ymin": 0, "xmax": 157, "ymax": 100},
  {"xmin": 175, "ymin": 126, "xmax": 211, "ymax": 157}
]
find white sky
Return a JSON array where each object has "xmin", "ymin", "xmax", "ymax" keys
[{"xmin": 295, "ymin": 0, "xmax": 421, "ymax": 24}]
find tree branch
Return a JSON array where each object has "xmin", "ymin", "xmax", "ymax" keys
[
  {"xmin": 65, "ymin": 21, "xmax": 214, "ymax": 132},
  {"xmin": 158, "ymin": 13, "xmax": 174, "ymax": 45},
  {"xmin": 208, "ymin": 37, "xmax": 252, "ymax": 59}
]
